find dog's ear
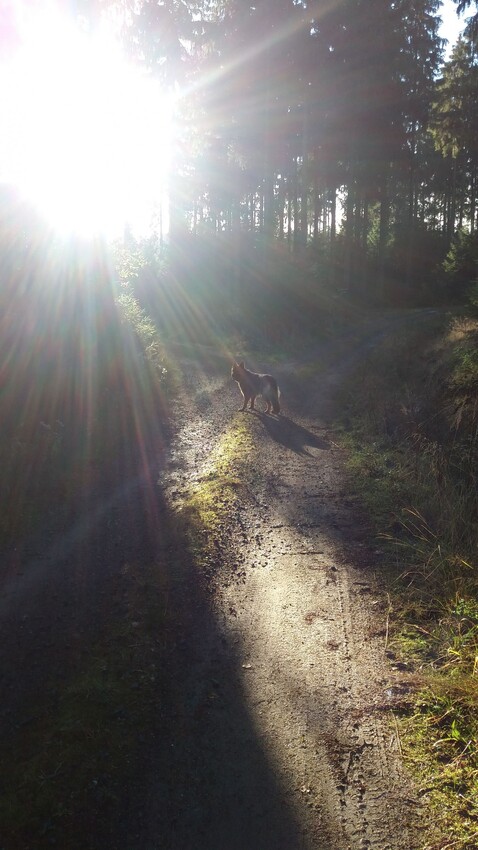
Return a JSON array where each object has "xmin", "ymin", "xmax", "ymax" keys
[{"xmin": 239, "ymin": 361, "xmax": 245, "ymax": 368}]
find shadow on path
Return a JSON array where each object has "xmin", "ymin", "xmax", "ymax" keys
[
  {"xmin": 0, "ymin": 451, "xmax": 308, "ymax": 850},
  {"xmin": 248, "ymin": 410, "xmax": 330, "ymax": 455},
  {"xmin": 130, "ymin": 514, "xmax": 309, "ymax": 850}
]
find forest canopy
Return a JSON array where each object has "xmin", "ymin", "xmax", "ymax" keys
[
  {"xmin": 95, "ymin": 0, "xmax": 478, "ymax": 300},
  {"xmin": 1, "ymin": 0, "xmax": 478, "ymax": 303}
]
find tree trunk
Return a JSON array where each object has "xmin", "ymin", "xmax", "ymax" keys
[
  {"xmin": 292, "ymin": 159, "xmax": 300, "ymax": 253},
  {"xmin": 344, "ymin": 183, "xmax": 355, "ymax": 289},
  {"xmin": 471, "ymin": 167, "xmax": 476, "ymax": 233},
  {"xmin": 378, "ymin": 179, "xmax": 389, "ymax": 301},
  {"xmin": 300, "ymin": 103, "xmax": 309, "ymax": 249},
  {"xmin": 313, "ymin": 169, "xmax": 320, "ymax": 243},
  {"xmin": 330, "ymin": 188, "xmax": 336, "ymax": 244},
  {"xmin": 277, "ymin": 176, "xmax": 285, "ymax": 239}
]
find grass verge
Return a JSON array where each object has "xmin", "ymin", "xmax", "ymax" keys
[
  {"xmin": 0, "ymin": 558, "xmax": 171, "ymax": 850},
  {"xmin": 1, "ymin": 288, "xmax": 175, "ymax": 848},
  {"xmin": 334, "ymin": 311, "xmax": 478, "ymax": 849}
]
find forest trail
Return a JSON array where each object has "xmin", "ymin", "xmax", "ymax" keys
[
  {"xmin": 143, "ymin": 327, "xmax": 436, "ymax": 850},
  {"xmin": 0, "ymin": 313, "xmax": 440, "ymax": 849}
]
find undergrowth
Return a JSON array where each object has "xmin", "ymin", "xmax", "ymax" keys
[
  {"xmin": 0, "ymin": 275, "xmax": 170, "ymax": 550},
  {"xmin": 335, "ymin": 310, "xmax": 478, "ymax": 848},
  {"xmin": 0, "ymin": 258, "xmax": 174, "ymax": 845},
  {"xmin": 0, "ymin": 558, "xmax": 171, "ymax": 849}
]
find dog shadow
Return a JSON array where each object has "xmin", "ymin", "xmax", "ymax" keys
[{"xmin": 248, "ymin": 410, "xmax": 330, "ymax": 455}]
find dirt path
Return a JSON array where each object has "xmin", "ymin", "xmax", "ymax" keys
[
  {"xmin": 144, "ymin": 340, "xmax": 434, "ymax": 850},
  {"xmin": 0, "ymin": 319, "xmax": 439, "ymax": 849}
]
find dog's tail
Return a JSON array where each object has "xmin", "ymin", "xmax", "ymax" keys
[{"xmin": 272, "ymin": 385, "xmax": 281, "ymax": 415}]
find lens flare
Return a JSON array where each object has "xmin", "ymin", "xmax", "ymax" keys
[{"xmin": 0, "ymin": 5, "xmax": 174, "ymax": 237}]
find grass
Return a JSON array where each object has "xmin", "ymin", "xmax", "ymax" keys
[
  {"xmin": 0, "ymin": 559, "xmax": 170, "ymax": 849},
  {"xmin": 401, "ymin": 675, "xmax": 478, "ymax": 850},
  {"xmin": 334, "ymin": 310, "xmax": 478, "ymax": 849},
  {"xmin": 177, "ymin": 418, "xmax": 255, "ymax": 575},
  {"xmin": 0, "ymin": 285, "xmax": 171, "ymax": 551},
  {"xmin": 116, "ymin": 292, "xmax": 167, "ymax": 372},
  {"xmin": 0, "ymin": 274, "xmax": 175, "ymax": 847}
]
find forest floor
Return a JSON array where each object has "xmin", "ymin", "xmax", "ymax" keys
[{"xmin": 0, "ymin": 312, "xmax": 441, "ymax": 850}]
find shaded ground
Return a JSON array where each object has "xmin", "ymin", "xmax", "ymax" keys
[{"xmin": 0, "ymin": 315, "xmax": 440, "ymax": 849}]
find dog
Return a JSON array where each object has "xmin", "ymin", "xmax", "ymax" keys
[{"xmin": 231, "ymin": 360, "xmax": 280, "ymax": 414}]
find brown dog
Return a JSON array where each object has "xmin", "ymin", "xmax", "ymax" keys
[{"xmin": 231, "ymin": 360, "xmax": 280, "ymax": 414}]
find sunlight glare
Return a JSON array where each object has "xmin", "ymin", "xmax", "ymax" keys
[{"xmin": 0, "ymin": 6, "xmax": 174, "ymax": 237}]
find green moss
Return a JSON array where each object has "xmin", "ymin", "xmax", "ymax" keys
[{"xmin": 178, "ymin": 419, "xmax": 254, "ymax": 565}]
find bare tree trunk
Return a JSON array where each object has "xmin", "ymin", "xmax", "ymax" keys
[
  {"xmin": 263, "ymin": 173, "xmax": 275, "ymax": 239},
  {"xmin": 448, "ymin": 156, "xmax": 457, "ymax": 240},
  {"xmin": 330, "ymin": 188, "xmax": 336, "ymax": 244},
  {"xmin": 362, "ymin": 198, "xmax": 369, "ymax": 251},
  {"xmin": 344, "ymin": 183, "xmax": 355, "ymax": 289},
  {"xmin": 470, "ymin": 166, "xmax": 476, "ymax": 233},
  {"xmin": 292, "ymin": 159, "xmax": 300, "ymax": 253},
  {"xmin": 277, "ymin": 176, "xmax": 285, "ymax": 239},
  {"xmin": 313, "ymin": 168, "xmax": 321, "ymax": 242},
  {"xmin": 300, "ymin": 102, "xmax": 309, "ymax": 248},
  {"xmin": 287, "ymin": 190, "xmax": 293, "ymax": 248},
  {"xmin": 249, "ymin": 194, "xmax": 255, "ymax": 231},
  {"xmin": 378, "ymin": 178, "xmax": 389, "ymax": 300}
]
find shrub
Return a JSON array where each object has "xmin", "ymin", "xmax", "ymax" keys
[{"xmin": 443, "ymin": 229, "xmax": 478, "ymax": 300}]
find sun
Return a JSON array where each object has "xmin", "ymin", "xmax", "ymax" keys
[{"xmin": 0, "ymin": 5, "xmax": 175, "ymax": 238}]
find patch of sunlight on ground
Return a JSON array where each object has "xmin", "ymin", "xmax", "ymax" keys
[
  {"xmin": 447, "ymin": 317, "xmax": 478, "ymax": 342},
  {"xmin": 221, "ymin": 523, "xmax": 342, "ymax": 823}
]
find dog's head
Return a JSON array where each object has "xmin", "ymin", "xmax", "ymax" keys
[{"xmin": 231, "ymin": 360, "xmax": 245, "ymax": 380}]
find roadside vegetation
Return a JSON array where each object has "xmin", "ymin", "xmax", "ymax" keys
[
  {"xmin": 0, "ymin": 214, "xmax": 170, "ymax": 553},
  {"xmin": 334, "ymin": 242, "xmax": 478, "ymax": 849},
  {"xmin": 0, "ymin": 211, "xmax": 174, "ymax": 847},
  {"xmin": 0, "ymin": 557, "xmax": 172, "ymax": 849}
]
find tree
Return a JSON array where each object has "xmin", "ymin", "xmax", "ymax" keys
[
  {"xmin": 81, "ymin": 0, "xmax": 476, "ymax": 302},
  {"xmin": 431, "ymin": 34, "xmax": 478, "ymax": 234}
]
